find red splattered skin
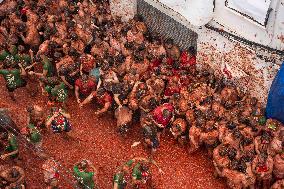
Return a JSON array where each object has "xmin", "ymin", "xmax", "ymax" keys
[{"xmin": 0, "ymin": 78, "xmax": 226, "ymax": 188}]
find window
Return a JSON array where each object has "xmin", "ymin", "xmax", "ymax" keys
[{"xmin": 225, "ymin": 0, "xmax": 272, "ymax": 26}]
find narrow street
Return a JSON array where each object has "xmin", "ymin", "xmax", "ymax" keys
[{"xmin": 0, "ymin": 78, "xmax": 226, "ymax": 189}]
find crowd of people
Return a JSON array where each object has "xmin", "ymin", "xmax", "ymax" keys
[{"xmin": 0, "ymin": 0, "xmax": 283, "ymax": 189}]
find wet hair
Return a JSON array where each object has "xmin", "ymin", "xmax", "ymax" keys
[
  {"xmin": 0, "ymin": 132, "xmax": 8, "ymax": 140},
  {"xmin": 149, "ymin": 97, "xmax": 158, "ymax": 110},
  {"xmin": 188, "ymin": 46, "xmax": 196, "ymax": 55},
  {"xmin": 196, "ymin": 117, "xmax": 205, "ymax": 128},
  {"xmin": 133, "ymin": 14, "xmax": 144, "ymax": 22},
  {"xmin": 226, "ymin": 122, "xmax": 236, "ymax": 130},
  {"xmin": 261, "ymin": 131, "xmax": 272, "ymax": 142},
  {"xmin": 260, "ymin": 152, "xmax": 268, "ymax": 160},
  {"xmin": 10, "ymin": 168, "xmax": 20, "ymax": 178},
  {"xmin": 17, "ymin": 45, "xmax": 25, "ymax": 52},
  {"xmin": 162, "ymin": 109, "xmax": 171, "ymax": 118},
  {"xmin": 237, "ymin": 160, "xmax": 247, "ymax": 173},
  {"xmin": 112, "ymin": 83, "xmax": 123, "ymax": 94},
  {"xmin": 79, "ymin": 160, "xmax": 88, "ymax": 170},
  {"xmin": 250, "ymin": 97, "xmax": 258, "ymax": 106},
  {"xmin": 69, "ymin": 47, "xmax": 80, "ymax": 57},
  {"xmin": 227, "ymin": 148, "xmax": 237, "ymax": 160},
  {"xmin": 232, "ymin": 129, "xmax": 243, "ymax": 139},
  {"xmin": 134, "ymin": 54, "xmax": 144, "ymax": 62},
  {"xmin": 115, "ymin": 54, "xmax": 126, "ymax": 65},
  {"xmin": 18, "ymin": 23, "xmax": 26, "ymax": 32},
  {"xmin": 230, "ymin": 159, "xmax": 239, "ymax": 170},
  {"xmin": 54, "ymin": 52, "xmax": 63, "ymax": 59},
  {"xmin": 165, "ymin": 38, "xmax": 174, "ymax": 45},
  {"xmin": 219, "ymin": 146, "xmax": 228, "ymax": 157},
  {"xmin": 194, "ymin": 109, "xmax": 203, "ymax": 117},
  {"xmin": 205, "ymin": 110, "xmax": 214, "ymax": 121},
  {"xmin": 242, "ymin": 137, "xmax": 253, "ymax": 146},
  {"xmin": 124, "ymin": 42, "xmax": 135, "ymax": 50},
  {"xmin": 97, "ymin": 88, "xmax": 106, "ymax": 97},
  {"xmin": 67, "ymin": 20, "xmax": 76, "ymax": 29},
  {"xmin": 200, "ymin": 96, "xmax": 213, "ymax": 106},
  {"xmin": 70, "ymin": 32, "xmax": 78, "ymax": 40}
]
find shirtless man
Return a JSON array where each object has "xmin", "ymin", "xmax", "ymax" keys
[
  {"xmin": 222, "ymin": 160, "xmax": 255, "ymax": 189},
  {"xmin": 269, "ymin": 130, "xmax": 284, "ymax": 157},
  {"xmin": 170, "ymin": 118, "xmax": 188, "ymax": 145},
  {"xmin": 115, "ymin": 106, "xmax": 133, "ymax": 136},
  {"xmin": 188, "ymin": 116, "xmax": 204, "ymax": 153},
  {"xmin": 255, "ymin": 131, "xmax": 273, "ymax": 155},
  {"xmin": 271, "ymin": 180, "xmax": 284, "ymax": 189},
  {"xmin": 42, "ymin": 158, "xmax": 59, "ymax": 189},
  {"xmin": 0, "ymin": 166, "xmax": 25, "ymax": 189},
  {"xmin": 213, "ymin": 144, "xmax": 230, "ymax": 177},
  {"xmin": 126, "ymin": 25, "xmax": 144, "ymax": 45},
  {"xmin": 273, "ymin": 152, "xmax": 284, "ymax": 180},
  {"xmin": 27, "ymin": 105, "xmax": 45, "ymax": 129},
  {"xmin": 252, "ymin": 152, "xmax": 274, "ymax": 189}
]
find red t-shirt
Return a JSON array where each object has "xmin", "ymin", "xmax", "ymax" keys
[
  {"xmin": 149, "ymin": 59, "xmax": 162, "ymax": 71},
  {"xmin": 75, "ymin": 79, "xmax": 96, "ymax": 96},
  {"xmin": 164, "ymin": 86, "xmax": 180, "ymax": 97},
  {"xmin": 167, "ymin": 57, "xmax": 174, "ymax": 65},
  {"xmin": 152, "ymin": 103, "xmax": 174, "ymax": 127},
  {"xmin": 96, "ymin": 92, "xmax": 113, "ymax": 105},
  {"xmin": 180, "ymin": 52, "xmax": 196, "ymax": 67}
]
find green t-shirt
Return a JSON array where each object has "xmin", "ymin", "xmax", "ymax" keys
[
  {"xmin": 51, "ymin": 83, "xmax": 68, "ymax": 102},
  {"xmin": 14, "ymin": 54, "xmax": 31, "ymax": 68},
  {"xmin": 42, "ymin": 56, "xmax": 54, "ymax": 77},
  {"xmin": 5, "ymin": 134, "xmax": 18, "ymax": 158},
  {"xmin": 132, "ymin": 163, "xmax": 142, "ymax": 180},
  {"xmin": 0, "ymin": 69, "xmax": 25, "ymax": 89},
  {"xmin": 73, "ymin": 165, "xmax": 95, "ymax": 189},
  {"xmin": 28, "ymin": 124, "xmax": 41, "ymax": 144},
  {"xmin": 0, "ymin": 50, "xmax": 10, "ymax": 61},
  {"xmin": 125, "ymin": 159, "xmax": 134, "ymax": 167},
  {"xmin": 113, "ymin": 172, "xmax": 127, "ymax": 189}
]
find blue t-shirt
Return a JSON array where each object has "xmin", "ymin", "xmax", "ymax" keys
[{"xmin": 89, "ymin": 67, "xmax": 101, "ymax": 83}]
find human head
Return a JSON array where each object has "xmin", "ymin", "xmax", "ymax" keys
[
  {"xmin": 219, "ymin": 145, "xmax": 228, "ymax": 157},
  {"xmin": 78, "ymin": 160, "xmax": 88, "ymax": 170},
  {"xmin": 232, "ymin": 129, "xmax": 243, "ymax": 139},
  {"xmin": 0, "ymin": 132, "xmax": 8, "ymax": 140},
  {"xmin": 162, "ymin": 109, "xmax": 172, "ymax": 119},
  {"xmin": 97, "ymin": 88, "xmax": 106, "ymax": 97},
  {"xmin": 227, "ymin": 148, "xmax": 237, "ymax": 160},
  {"xmin": 226, "ymin": 122, "xmax": 236, "ymax": 130},
  {"xmin": 10, "ymin": 168, "xmax": 20, "ymax": 178},
  {"xmin": 164, "ymin": 38, "xmax": 174, "ymax": 49}
]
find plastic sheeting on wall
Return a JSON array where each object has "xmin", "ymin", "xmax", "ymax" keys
[
  {"xmin": 158, "ymin": 0, "xmax": 214, "ymax": 26},
  {"xmin": 266, "ymin": 62, "xmax": 284, "ymax": 124}
]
